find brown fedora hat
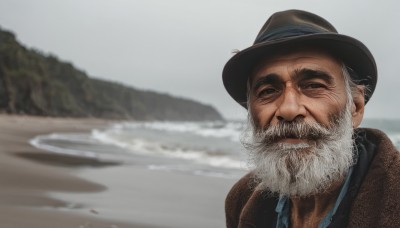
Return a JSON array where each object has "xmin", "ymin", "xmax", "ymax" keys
[{"xmin": 222, "ymin": 9, "xmax": 377, "ymax": 108}]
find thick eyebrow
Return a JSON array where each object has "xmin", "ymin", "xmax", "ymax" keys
[
  {"xmin": 293, "ymin": 68, "xmax": 334, "ymax": 84},
  {"xmin": 251, "ymin": 68, "xmax": 335, "ymax": 92},
  {"xmin": 251, "ymin": 73, "xmax": 281, "ymax": 91}
]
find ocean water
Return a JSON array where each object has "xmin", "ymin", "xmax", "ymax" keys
[
  {"xmin": 30, "ymin": 119, "xmax": 400, "ymax": 179},
  {"xmin": 30, "ymin": 120, "xmax": 249, "ymax": 179}
]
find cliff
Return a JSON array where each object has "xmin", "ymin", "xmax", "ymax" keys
[{"xmin": 0, "ymin": 28, "xmax": 223, "ymax": 121}]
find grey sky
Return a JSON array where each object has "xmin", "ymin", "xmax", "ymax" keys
[{"xmin": 0, "ymin": 0, "xmax": 399, "ymax": 120}]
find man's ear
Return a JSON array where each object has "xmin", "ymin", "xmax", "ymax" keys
[{"xmin": 351, "ymin": 85, "xmax": 365, "ymax": 128}]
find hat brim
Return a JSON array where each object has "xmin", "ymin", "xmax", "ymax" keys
[{"xmin": 222, "ymin": 33, "xmax": 377, "ymax": 108}]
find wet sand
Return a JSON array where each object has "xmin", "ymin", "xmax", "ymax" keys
[{"xmin": 0, "ymin": 115, "xmax": 237, "ymax": 228}]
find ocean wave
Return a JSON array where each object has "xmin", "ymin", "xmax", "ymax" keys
[
  {"xmin": 30, "ymin": 133, "xmax": 98, "ymax": 158},
  {"xmin": 91, "ymin": 128, "xmax": 245, "ymax": 169},
  {"xmin": 112, "ymin": 120, "xmax": 245, "ymax": 142},
  {"xmin": 29, "ymin": 121, "xmax": 247, "ymax": 171}
]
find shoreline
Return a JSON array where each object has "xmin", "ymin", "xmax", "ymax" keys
[
  {"xmin": 0, "ymin": 114, "xmax": 156, "ymax": 227},
  {"xmin": 0, "ymin": 114, "xmax": 237, "ymax": 228}
]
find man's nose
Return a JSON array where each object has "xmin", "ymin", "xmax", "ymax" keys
[{"xmin": 275, "ymin": 87, "xmax": 306, "ymax": 122}]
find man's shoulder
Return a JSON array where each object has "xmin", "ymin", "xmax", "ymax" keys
[
  {"xmin": 225, "ymin": 172, "xmax": 279, "ymax": 228},
  {"xmin": 225, "ymin": 172, "xmax": 257, "ymax": 212},
  {"xmin": 349, "ymin": 127, "xmax": 400, "ymax": 227},
  {"xmin": 355, "ymin": 127, "xmax": 400, "ymax": 189},
  {"xmin": 225, "ymin": 172, "xmax": 258, "ymax": 228}
]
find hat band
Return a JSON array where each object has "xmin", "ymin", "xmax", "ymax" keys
[{"xmin": 254, "ymin": 25, "xmax": 331, "ymax": 44}]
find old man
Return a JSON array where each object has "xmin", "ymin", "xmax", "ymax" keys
[{"xmin": 223, "ymin": 10, "xmax": 400, "ymax": 228}]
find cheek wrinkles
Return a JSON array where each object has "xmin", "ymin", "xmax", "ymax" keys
[
  {"xmin": 250, "ymin": 101, "xmax": 277, "ymax": 128},
  {"xmin": 320, "ymin": 90, "xmax": 345, "ymax": 106}
]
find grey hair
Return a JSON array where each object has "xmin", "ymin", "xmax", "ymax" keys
[{"xmin": 342, "ymin": 64, "xmax": 355, "ymax": 105}]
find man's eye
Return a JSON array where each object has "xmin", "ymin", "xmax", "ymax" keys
[
  {"xmin": 258, "ymin": 88, "xmax": 278, "ymax": 97},
  {"xmin": 303, "ymin": 83, "xmax": 325, "ymax": 89}
]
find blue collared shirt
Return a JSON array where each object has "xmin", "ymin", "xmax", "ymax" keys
[{"xmin": 275, "ymin": 167, "xmax": 354, "ymax": 228}]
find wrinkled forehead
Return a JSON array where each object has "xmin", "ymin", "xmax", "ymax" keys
[{"xmin": 249, "ymin": 47, "xmax": 343, "ymax": 85}]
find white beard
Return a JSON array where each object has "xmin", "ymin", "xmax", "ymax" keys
[{"xmin": 243, "ymin": 105, "xmax": 355, "ymax": 197}]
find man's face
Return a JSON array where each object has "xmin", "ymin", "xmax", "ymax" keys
[
  {"xmin": 244, "ymin": 49, "xmax": 365, "ymax": 196},
  {"xmin": 248, "ymin": 49, "xmax": 349, "ymax": 132}
]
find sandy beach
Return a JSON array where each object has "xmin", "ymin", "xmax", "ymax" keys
[{"xmin": 0, "ymin": 114, "xmax": 238, "ymax": 228}]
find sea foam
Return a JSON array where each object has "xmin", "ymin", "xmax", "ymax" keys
[{"xmin": 30, "ymin": 121, "xmax": 247, "ymax": 172}]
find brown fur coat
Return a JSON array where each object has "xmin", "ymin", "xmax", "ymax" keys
[{"xmin": 225, "ymin": 128, "xmax": 400, "ymax": 228}]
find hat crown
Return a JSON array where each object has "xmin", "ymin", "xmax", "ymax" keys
[
  {"xmin": 222, "ymin": 9, "xmax": 377, "ymax": 108},
  {"xmin": 255, "ymin": 10, "xmax": 338, "ymax": 44}
]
